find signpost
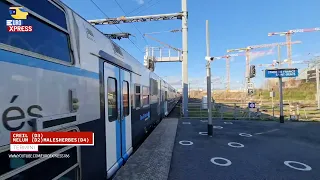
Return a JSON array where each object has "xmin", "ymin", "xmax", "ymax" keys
[
  {"xmin": 265, "ymin": 68, "xmax": 298, "ymax": 78},
  {"xmin": 265, "ymin": 68, "xmax": 299, "ymax": 123},
  {"xmin": 247, "ymin": 82, "xmax": 254, "ymax": 95},
  {"xmin": 248, "ymin": 83, "xmax": 254, "ymax": 89},
  {"xmin": 248, "ymin": 102, "xmax": 256, "ymax": 108},
  {"xmin": 248, "ymin": 89, "xmax": 254, "ymax": 95}
]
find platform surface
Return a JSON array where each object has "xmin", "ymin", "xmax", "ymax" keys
[
  {"xmin": 114, "ymin": 118, "xmax": 178, "ymax": 180},
  {"xmin": 168, "ymin": 119, "xmax": 320, "ymax": 180}
]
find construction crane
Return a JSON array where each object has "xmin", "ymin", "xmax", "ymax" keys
[
  {"xmin": 213, "ymin": 50, "xmax": 273, "ymax": 92},
  {"xmin": 257, "ymin": 63, "xmax": 277, "ymax": 68},
  {"xmin": 257, "ymin": 60, "xmax": 311, "ymax": 68},
  {"xmin": 268, "ymin": 27, "xmax": 320, "ymax": 67},
  {"xmin": 227, "ymin": 41, "xmax": 302, "ymax": 91}
]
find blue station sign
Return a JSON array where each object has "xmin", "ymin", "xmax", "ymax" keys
[{"xmin": 265, "ymin": 68, "xmax": 298, "ymax": 78}]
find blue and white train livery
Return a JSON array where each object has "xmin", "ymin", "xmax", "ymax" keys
[{"xmin": 0, "ymin": 0, "xmax": 181, "ymax": 179}]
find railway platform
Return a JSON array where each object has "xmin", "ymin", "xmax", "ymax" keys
[
  {"xmin": 168, "ymin": 119, "xmax": 320, "ymax": 180},
  {"xmin": 114, "ymin": 115, "xmax": 320, "ymax": 180}
]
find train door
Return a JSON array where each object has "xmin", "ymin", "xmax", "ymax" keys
[
  {"xmin": 164, "ymin": 90, "xmax": 168, "ymax": 116},
  {"xmin": 157, "ymin": 80, "xmax": 161, "ymax": 116},
  {"xmin": 160, "ymin": 81, "xmax": 164, "ymax": 118},
  {"xmin": 103, "ymin": 63, "xmax": 132, "ymax": 178}
]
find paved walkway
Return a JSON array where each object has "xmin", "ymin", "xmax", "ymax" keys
[
  {"xmin": 114, "ymin": 118, "xmax": 178, "ymax": 180},
  {"xmin": 168, "ymin": 119, "xmax": 320, "ymax": 180}
]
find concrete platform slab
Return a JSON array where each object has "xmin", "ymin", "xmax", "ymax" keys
[
  {"xmin": 168, "ymin": 119, "xmax": 320, "ymax": 180},
  {"xmin": 114, "ymin": 118, "xmax": 178, "ymax": 180}
]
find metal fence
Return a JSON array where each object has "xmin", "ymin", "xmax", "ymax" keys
[{"xmin": 180, "ymin": 100, "xmax": 320, "ymax": 121}]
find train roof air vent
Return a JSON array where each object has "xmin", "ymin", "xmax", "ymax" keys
[{"xmin": 111, "ymin": 42, "xmax": 123, "ymax": 57}]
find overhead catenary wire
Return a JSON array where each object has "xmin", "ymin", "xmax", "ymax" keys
[
  {"xmin": 132, "ymin": 0, "xmax": 160, "ymax": 16},
  {"xmin": 89, "ymin": 0, "xmax": 144, "ymax": 53},
  {"xmin": 126, "ymin": 0, "xmax": 155, "ymax": 16},
  {"xmin": 113, "ymin": 0, "xmax": 149, "ymax": 45},
  {"xmin": 144, "ymin": 29, "xmax": 182, "ymax": 35}
]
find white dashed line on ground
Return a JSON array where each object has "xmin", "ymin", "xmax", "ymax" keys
[
  {"xmin": 182, "ymin": 122, "xmax": 191, "ymax": 125},
  {"xmin": 199, "ymin": 132, "xmax": 208, "ymax": 135},
  {"xmin": 213, "ymin": 126, "xmax": 223, "ymax": 129},
  {"xmin": 228, "ymin": 142, "xmax": 244, "ymax": 148},
  {"xmin": 200, "ymin": 120, "xmax": 208, "ymax": 122},
  {"xmin": 210, "ymin": 157, "xmax": 232, "ymax": 167},
  {"xmin": 179, "ymin": 141, "xmax": 193, "ymax": 146},
  {"xmin": 239, "ymin": 133, "xmax": 252, "ymax": 137},
  {"xmin": 224, "ymin": 122, "xmax": 233, "ymax": 124},
  {"xmin": 255, "ymin": 129, "xmax": 279, "ymax": 135},
  {"xmin": 284, "ymin": 161, "xmax": 312, "ymax": 171}
]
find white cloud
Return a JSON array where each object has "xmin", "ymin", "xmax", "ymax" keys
[{"xmin": 135, "ymin": 0, "xmax": 144, "ymax": 4}]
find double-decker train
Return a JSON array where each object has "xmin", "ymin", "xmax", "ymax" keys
[{"xmin": 0, "ymin": 0, "xmax": 181, "ymax": 179}]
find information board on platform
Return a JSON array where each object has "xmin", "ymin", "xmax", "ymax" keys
[{"xmin": 265, "ymin": 68, "xmax": 298, "ymax": 78}]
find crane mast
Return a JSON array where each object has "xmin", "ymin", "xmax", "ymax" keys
[
  {"xmin": 213, "ymin": 50, "xmax": 273, "ymax": 92},
  {"xmin": 268, "ymin": 27, "xmax": 320, "ymax": 67},
  {"xmin": 227, "ymin": 41, "xmax": 302, "ymax": 92}
]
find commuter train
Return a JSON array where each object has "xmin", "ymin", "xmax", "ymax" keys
[{"xmin": 0, "ymin": 0, "xmax": 181, "ymax": 179}]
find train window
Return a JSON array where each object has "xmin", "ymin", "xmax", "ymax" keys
[
  {"xmin": 165, "ymin": 91, "xmax": 168, "ymax": 101},
  {"xmin": 107, "ymin": 78, "xmax": 118, "ymax": 121},
  {"xmin": 14, "ymin": 0, "xmax": 68, "ymax": 30},
  {"xmin": 142, "ymin": 86, "xmax": 149, "ymax": 106},
  {"xmin": 5, "ymin": 147, "xmax": 78, "ymax": 180},
  {"xmin": 0, "ymin": 1, "xmax": 72, "ymax": 63},
  {"xmin": 150, "ymin": 78, "xmax": 158, "ymax": 95},
  {"xmin": 0, "ymin": 128, "xmax": 80, "ymax": 180},
  {"xmin": 123, "ymin": 81, "xmax": 129, "ymax": 117},
  {"xmin": 55, "ymin": 167, "xmax": 78, "ymax": 180},
  {"xmin": 135, "ymin": 84, "xmax": 141, "ymax": 108},
  {"xmin": 0, "ymin": 144, "xmax": 77, "ymax": 177}
]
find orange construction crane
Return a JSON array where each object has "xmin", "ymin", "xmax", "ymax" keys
[
  {"xmin": 213, "ymin": 50, "xmax": 273, "ymax": 92},
  {"xmin": 227, "ymin": 41, "xmax": 302, "ymax": 91},
  {"xmin": 268, "ymin": 27, "xmax": 320, "ymax": 67}
]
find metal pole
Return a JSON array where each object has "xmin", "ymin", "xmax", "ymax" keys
[
  {"xmin": 272, "ymin": 96, "xmax": 274, "ymax": 117},
  {"xmin": 278, "ymin": 44, "xmax": 284, "ymax": 123},
  {"xmin": 226, "ymin": 56, "xmax": 230, "ymax": 92},
  {"xmin": 316, "ymin": 64, "xmax": 320, "ymax": 109},
  {"xmin": 278, "ymin": 45, "xmax": 281, "ymax": 68},
  {"xmin": 206, "ymin": 20, "xmax": 213, "ymax": 136},
  {"xmin": 189, "ymin": 82, "xmax": 190, "ymax": 98},
  {"xmin": 245, "ymin": 50, "xmax": 250, "ymax": 91},
  {"xmin": 279, "ymin": 76, "xmax": 284, "ymax": 123},
  {"xmin": 245, "ymin": 50, "xmax": 250, "ymax": 103},
  {"xmin": 182, "ymin": 0, "xmax": 188, "ymax": 117}
]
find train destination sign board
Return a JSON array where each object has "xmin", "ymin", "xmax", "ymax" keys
[{"xmin": 265, "ymin": 68, "xmax": 298, "ymax": 78}]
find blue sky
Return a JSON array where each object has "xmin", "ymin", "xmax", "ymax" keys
[{"xmin": 61, "ymin": 0, "xmax": 320, "ymax": 90}]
